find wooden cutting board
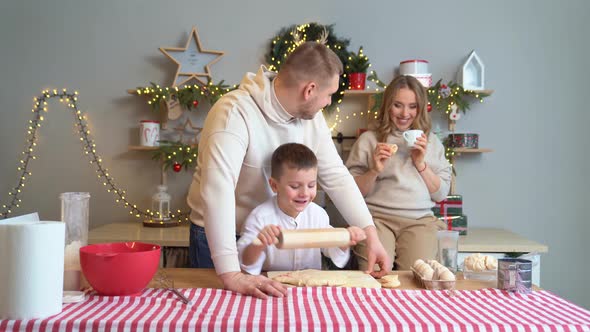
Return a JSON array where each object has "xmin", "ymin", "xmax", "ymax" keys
[{"xmin": 267, "ymin": 270, "xmax": 382, "ymax": 288}]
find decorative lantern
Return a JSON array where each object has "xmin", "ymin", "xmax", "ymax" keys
[{"xmin": 151, "ymin": 185, "xmax": 171, "ymax": 221}]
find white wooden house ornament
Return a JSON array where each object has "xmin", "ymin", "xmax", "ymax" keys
[{"xmin": 458, "ymin": 50, "xmax": 485, "ymax": 90}]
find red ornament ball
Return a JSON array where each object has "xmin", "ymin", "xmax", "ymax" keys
[
  {"xmin": 427, "ymin": 103, "xmax": 432, "ymax": 112},
  {"xmin": 172, "ymin": 162, "xmax": 182, "ymax": 172},
  {"xmin": 192, "ymin": 100, "xmax": 199, "ymax": 107}
]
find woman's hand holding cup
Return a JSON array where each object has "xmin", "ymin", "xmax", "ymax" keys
[
  {"xmin": 409, "ymin": 133, "xmax": 428, "ymax": 170},
  {"xmin": 402, "ymin": 129, "xmax": 424, "ymax": 148}
]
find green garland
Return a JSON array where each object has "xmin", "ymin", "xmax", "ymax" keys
[
  {"xmin": 266, "ymin": 22, "xmax": 351, "ymax": 113},
  {"xmin": 151, "ymin": 140, "xmax": 198, "ymax": 171},
  {"xmin": 428, "ymin": 79, "xmax": 489, "ymax": 114},
  {"xmin": 135, "ymin": 79, "xmax": 236, "ymax": 112},
  {"xmin": 366, "ymin": 71, "xmax": 490, "ymax": 115},
  {"xmin": 366, "ymin": 71, "xmax": 387, "ymax": 114}
]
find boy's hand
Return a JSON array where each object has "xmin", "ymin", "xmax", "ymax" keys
[
  {"xmin": 347, "ymin": 226, "xmax": 366, "ymax": 246},
  {"xmin": 256, "ymin": 225, "xmax": 281, "ymax": 247}
]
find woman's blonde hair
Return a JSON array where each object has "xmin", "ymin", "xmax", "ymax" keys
[
  {"xmin": 277, "ymin": 42, "xmax": 343, "ymax": 88},
  {"xmin": 374, "ymin": 75, "xmax": 431, "ymax": 142}
]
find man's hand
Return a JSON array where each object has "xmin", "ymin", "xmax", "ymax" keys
[
  {"xmin": 219, "ymin": 271, "xmax": 288, "ymax": 300},
  {"xmin": 362, "ymin": 225, "xmax": 391, "ymax": 278}
]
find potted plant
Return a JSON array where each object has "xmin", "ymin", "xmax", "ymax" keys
[{"xmin": 346, "ymin": 46, "xmax": 371, "ymax": 90}]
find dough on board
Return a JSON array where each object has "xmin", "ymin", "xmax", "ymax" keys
[
  {"xmin": 272, "ymin": 269, "xmax": 348, "ymax": 287},
  {"xmin": 270, "ymin": 269, "xmax": 382, "ymax": 288}
]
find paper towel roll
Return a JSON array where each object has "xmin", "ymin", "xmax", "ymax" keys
[{"xmin": 0, "ymin": 219, "xmax": 65, "ymax": 320}]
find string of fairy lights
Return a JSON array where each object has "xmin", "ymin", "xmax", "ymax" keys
[
  {"xmin": 1, "ymin": 30, "xmax": 488, "ymax": 219},
  {"xmin": 1, "ymin": 77, "xmax": 487, "ymax": 220},
  {"xmin": 0, "ymin": 89, "xmax": 189, "ymax": 223},
  {"xmin": 137, "ymin": 81, "xmax": 235, "ymax": 112},
  {"xmin": 0, "ymin": 85, "xmax": 373, "ymax": 220}
]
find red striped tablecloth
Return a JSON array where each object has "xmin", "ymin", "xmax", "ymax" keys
[{"xmin": 1, "ymin": 287, "xmax": 589, "ymax": 331}]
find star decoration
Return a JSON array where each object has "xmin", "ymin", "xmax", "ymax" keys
[
  {"xmin": 174, "ymin": 117, "xmax": 202, "ymax": 146},
  {"xmin": 160, "ymin": 26, "xmax": 224, "ymax": 87}
]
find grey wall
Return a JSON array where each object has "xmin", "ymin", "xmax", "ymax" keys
[{"xmin": 1, "ymin": 0, "xmax": 588, "ymax": 308}]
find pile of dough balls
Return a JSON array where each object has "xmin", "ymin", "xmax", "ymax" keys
[
  {"xmin": 413, "ymin": 259, "xmax": 456, "ymax": 281},
  {"xmin": 463, "ymin": 253, "xmax": 497, "ymax": 271}
]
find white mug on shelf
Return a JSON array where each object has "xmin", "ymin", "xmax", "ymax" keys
[
  {"xmin": 140, "ymin": 120, "xmax": 160, "ymax": 147},
  {"xmin": 403, "ymin": 129, "xmax": 424, "ymax": 148}
]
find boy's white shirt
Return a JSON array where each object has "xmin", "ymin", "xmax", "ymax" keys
[{"xmin": 237, "ymin": 195, "xmax": 349, "ymax": 275}]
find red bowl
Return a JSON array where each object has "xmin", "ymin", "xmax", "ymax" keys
[{"xmin": 80, "ymin": 242, "xmax": 161, "ymax": 296}]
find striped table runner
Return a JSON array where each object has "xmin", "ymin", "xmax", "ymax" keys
[{"xmin": 1, "ymin": 288, "xmax": 589, "ymax": 331}]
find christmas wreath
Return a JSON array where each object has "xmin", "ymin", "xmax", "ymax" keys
[{"xmin": 266, "ymin": 23, "xmax": 351, "ymax": 113}]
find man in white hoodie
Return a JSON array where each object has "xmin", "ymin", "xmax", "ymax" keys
[{"xmin": 187, "ymin": 42, "xmax": 391, "ymax": 298}]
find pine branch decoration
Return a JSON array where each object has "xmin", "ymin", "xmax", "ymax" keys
[
  {"xmin": 136, "ymin": 79, "xmax": 236, "ymax": 112},
  {"xmin": 346, "ymin": 46, "xmax": 371, "ymax": 73},
  {"xmin": 151, "ymin": 140, "xmax": 198, "ymax": 171}
]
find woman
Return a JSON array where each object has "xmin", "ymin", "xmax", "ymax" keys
[{"xmin": 346, "ymin": 75, "xmax": 451, "ymax": 270}]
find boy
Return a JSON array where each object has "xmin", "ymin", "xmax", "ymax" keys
[{"xmin": 237, "ymin": 143, "xmax": 366, "ymax": 275}]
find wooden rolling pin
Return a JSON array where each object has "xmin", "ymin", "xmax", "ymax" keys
[{"xmin": 251, "ymin": 228, "xmax": 351, "ymax": 249}]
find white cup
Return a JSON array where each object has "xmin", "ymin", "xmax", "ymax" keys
[
  {"xmin": 403, "ymin": 129, "xmax": 424, "ymax": 147},
  {"xmin": 140, "ymin": 120, "xmax": 160, "ymax": 146}
]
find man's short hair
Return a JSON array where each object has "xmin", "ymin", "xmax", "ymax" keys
[
  {"xmin": 278, "ymin": 42, "xmax": 343, "ymax": 87},
  {"xmin": 271, "ymin": 143, "xmax": 318, "ymax": 179}
]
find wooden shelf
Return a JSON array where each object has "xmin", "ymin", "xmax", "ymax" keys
[
  {"xmin": 343, "ymin": 89, "xmax": 382, "ymax": 96},
  {"xmin": 469, "ymin": 89, "xmax": 494, "ymax": 95},
  {"xmin": 452, "ymin": 148, "xmax": 493, "ymax": 154},
  {"xmin": 128, "ymin": 145, "xmax": 158, "ymax": 151},
  {"xmin": 343, "ymin": 89, "xmax": 494, "ymax": 96}
]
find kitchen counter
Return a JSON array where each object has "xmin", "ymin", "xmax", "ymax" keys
[
  {"xmin": 459, "ymin": 227, "xmax": 548, "ymax": 253},
  {"xmin": 89, "ymin": 223, "xmax": 548, "ymax": 253},
  {"xmin": 88, "ymin": 222, "xmax": 190, "ymax": 247}
]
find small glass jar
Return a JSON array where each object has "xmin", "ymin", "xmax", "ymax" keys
[
  {"xmin": 60, "ymin": 192, "xmax": 90, "ymax": 291},
  {"xmin": 151, "ymin": 185, "xmax": 171, "ymax": 221}
]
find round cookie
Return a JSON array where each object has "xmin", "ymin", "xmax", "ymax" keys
[{"xmin": 380, "ymin": 274, "xmax": 401, "ymax": 288}]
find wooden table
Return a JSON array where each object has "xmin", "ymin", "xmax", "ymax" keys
[{"xmin": 148, "ymin": 268, "xmax": 500, "ymax": 291}]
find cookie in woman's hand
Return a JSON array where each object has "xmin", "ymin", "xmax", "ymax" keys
[{"xmin": 388, "ymin": 144, "xmax": 398, "ymax": 154}]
